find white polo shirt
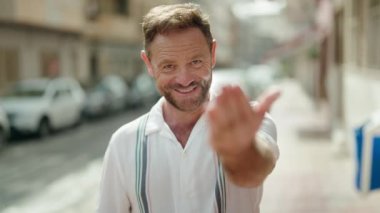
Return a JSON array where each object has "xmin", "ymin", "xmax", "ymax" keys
[{"xmin": 97, "ymin": 98, "xmax": 279, "ymax": 213}]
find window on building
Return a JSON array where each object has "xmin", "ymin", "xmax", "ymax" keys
[
  {"xmin": 115, "ymin": 0, "xmax": 129, "ymax": 16},
  {"xmin": 99, "ymin": 0, "xmax": 129, "ymax": 16},
  {"xmin": 85, "ymin": 0, "xmax": 100, "ymax": 20},
  {"xmin": 0, "ymin": 48, "xmax": 19, "ymax": 93},
  {"xmin": 90, "ymin": 52, "xmax": 99, "ymax": 82},
  {"xmin": 371, "ymin": 0, "xmax": 380, "ymax": 7},
  {"xmin": 41, "ymin": 51, "xmax": 60, "ymax": 78}
]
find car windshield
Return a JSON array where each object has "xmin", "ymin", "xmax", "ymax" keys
[{"xmin": 5, "ymin": 81, "xmax": 48, "ymax": 98}]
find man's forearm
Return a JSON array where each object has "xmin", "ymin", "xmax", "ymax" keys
[{"xmin": 221, "ymin": 134, "xmax": 276, "ymax": 188}]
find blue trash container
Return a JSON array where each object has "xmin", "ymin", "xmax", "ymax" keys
[{"xmin": 354, "ymin": 122, "xmax": 380, "ymax": 194}]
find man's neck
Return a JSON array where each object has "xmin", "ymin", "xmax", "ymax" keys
[{"xmin": 162, "ymin": 101, "xmax": 206, "ymax": 148}]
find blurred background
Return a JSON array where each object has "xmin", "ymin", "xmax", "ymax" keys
[{"xmin": 0, "ymin": 0, "xmax": 380, "ymax": 212}]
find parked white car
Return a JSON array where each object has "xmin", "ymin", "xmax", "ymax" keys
[
  {"xmin": 0, "ymin": 105, "xmax": 9, "ymax": 149},
  {"xmin": 0, "ymin": 77, "xmax": 85, "ymax": 137}
]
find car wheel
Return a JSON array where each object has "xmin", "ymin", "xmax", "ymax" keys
[
  {"xmin": 38, "ymin": 118, "xmax": 51, "ymax": 138},
  {"xmin": 0, "ymin": 128, "xmax": 6, "ymax": 150},
  {"xmin": 73, "ymin": 112, "xmax": 84, "ymax": 127}
]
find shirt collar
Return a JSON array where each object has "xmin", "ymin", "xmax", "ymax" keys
[
  {"xmin": 144, "ymin": 97, "xmax": 209, "ymax": 136},
  {"xmin": 145, "ymin": 97, "xmax": 166, "ymax": 135}
]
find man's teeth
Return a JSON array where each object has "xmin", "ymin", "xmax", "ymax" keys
[{"xmin": 176, "ymin": 85, "xmax": 196, "ymax": 93}]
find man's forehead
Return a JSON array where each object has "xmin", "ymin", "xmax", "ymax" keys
[{"xmin": 149, "ymin": 28, "xmax": 210, "ymax": 61}]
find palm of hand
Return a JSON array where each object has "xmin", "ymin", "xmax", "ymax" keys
[{"xmin": 207, "ymin": 86, "xmax": 280, "ymax": 158}]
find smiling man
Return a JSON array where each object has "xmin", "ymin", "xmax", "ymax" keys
[{"xmin": 97, "ymin": 3, "xmax": 280, "ymax": 213}]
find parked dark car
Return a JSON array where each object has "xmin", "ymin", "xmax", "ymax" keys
[
  {"xmin": 83, "ymin": 83, "xmax": 112, "ymax": 118},
  {"xmin": 129, "ymin": 72, "xmax": 161, "ymax": 107},
  {"xmin": 84, "ymin": 74, "xmax": 130, "ymax": 118},
  {"xmin": 0, "ymin": 105, "xmax": 10, "ymax": 149}
]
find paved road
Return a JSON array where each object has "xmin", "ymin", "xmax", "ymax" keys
[{"xmin": 0, "ymin": 108, "xmax": 147, "ymax": 211}]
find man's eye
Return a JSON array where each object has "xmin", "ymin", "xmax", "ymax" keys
[
  {"xmin": 192, "ymin": 60, "xmax": 202, "ymax": 67},
  {"xmin": 162, "ymin": 64, "xmax": 174, "ymax": 72}
]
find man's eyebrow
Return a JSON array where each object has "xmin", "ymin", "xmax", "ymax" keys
[
  {"xmin": 190, "ymin": 53, "xmax": 206, "ymax": 60},
  {"xmin": 157, "ymin": 59, "xmax": 175, "ymax": 67}
]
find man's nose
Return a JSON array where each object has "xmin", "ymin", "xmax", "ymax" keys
[{"xmin": 176, "ymin": 67, "xmax": 194, "ymax": 87}]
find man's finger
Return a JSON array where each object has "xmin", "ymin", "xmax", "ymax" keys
[{"xmin": 256, "ymin": 89, "xmax": 281, "ymax": 114}]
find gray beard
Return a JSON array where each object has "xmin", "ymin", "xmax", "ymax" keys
[{"xmin": 162, "ymin": 74, "xmax": 212, "ymax": 112}]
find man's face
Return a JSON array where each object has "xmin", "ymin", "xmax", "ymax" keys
[{"xmin": 141, "ymin": 27, "xmax": 216, "ymax": 112}]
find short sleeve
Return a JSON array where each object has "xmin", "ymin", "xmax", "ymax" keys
[
  {"xmin": 97, "ymin": 136, "xmax": 131, "ymax": 213},
  {"xmin": 257, "ymin": 113, "xmax": 279, "ymax": 160}
]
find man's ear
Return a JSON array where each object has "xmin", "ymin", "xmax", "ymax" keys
[
  {"xmin": 211, "ymin": 40, "xmax": 217, "ymax": 68},
  {"xmin": 140, "ymin": 50, "xmax": 154, "ymax": 77}
]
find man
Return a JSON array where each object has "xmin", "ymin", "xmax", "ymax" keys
[{"xmin": 98, "ymin": 3, "xmax": 280, "ymax": 213}]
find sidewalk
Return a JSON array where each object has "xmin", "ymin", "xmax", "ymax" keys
[{"xmin": 261, "ymin": 79, "xmax": 380, "ymax": 213}]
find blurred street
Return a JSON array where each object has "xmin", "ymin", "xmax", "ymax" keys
[
  {"xmin": 0, "ymin": 107, "xmax": 147, "ymax": 213},
  {"xmin": 1, "ymin": 79, "xmax": 379, "ymax": 213}
]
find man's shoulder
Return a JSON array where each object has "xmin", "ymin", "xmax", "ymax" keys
[{"xmin": 109, "ymin": 113, "xmax": 148, "ymax": 147}]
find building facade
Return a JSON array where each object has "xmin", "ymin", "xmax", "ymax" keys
[
  {"xmin": 85, "ymin": 0, "xmax": 178, "ymax": 84},
  {"xmin": 0, "ymin": 0, "xmax": 86, "ymax": 91},
  {"xmin": 278, "ymin": 0, "xmax": 380, "ymax": 154},
  {"xmin": 0, "ymin": 0, "xmax": 179, "ymax": 93},
  {"xmin": 341, "ymin": 0, "xmax": 380, "ymax": 144}
]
